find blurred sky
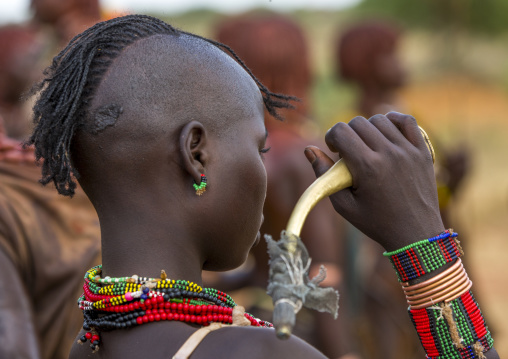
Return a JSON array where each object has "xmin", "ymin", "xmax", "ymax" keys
[{"xmin": 0, "ymin": 0, "xmax": 360, "ymax": 24}]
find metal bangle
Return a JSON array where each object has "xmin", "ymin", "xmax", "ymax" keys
[
  {"xmin": 409, "ymin": 280, "xmax": 472, "ymax": 310},
  {"xmin": 403, "ymin": 266, "xmax": 465, "ymax": 298},
  {"xmin": 407, "ymin": 273, "xmax": 469, "ymax": 306},
  {"xmin": 401, "ymin": 258, "xmax": 462, "ymax": 291}
]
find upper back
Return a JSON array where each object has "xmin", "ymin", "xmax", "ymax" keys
[{"xmin": 69, "ymin": 321, "xmax": 326, "ymax": 359}]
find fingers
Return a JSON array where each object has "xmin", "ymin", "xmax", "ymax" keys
[
  {"xmin": 325, "ymin": 121, "xmax": 371, "ymax": 165},
  {"xmin": 325, "ymin": 113, "xmax": 428, "ymax": 166},
  {"xmin": 304, "ymin": 145, "xmax": 358, "ymax": 220},
  {"xmin": 305, "ymin": 146, "xmax": 356, "ymax": 218},
  {"xmin": 325, "ymin": 115, "xmax": 403, "ymax": 159},
  {"xmin": 368, "ymin": 114, "xmax": 408, "ymax": 145},
  {"xmin": 304, "ymin": 146, "xmax": 335, "ymax": 177},
  {"xmin": 349, "ymin": 115, "xmax": 390, "ymax": 152},
  {"xmin": 385, "ymin": 111, "xmax": 426, "ymax": 151}
]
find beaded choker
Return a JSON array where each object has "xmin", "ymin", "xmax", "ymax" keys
[{"xmin": 77, "ymin": 265, "xmax": 273, "ymax": 352}]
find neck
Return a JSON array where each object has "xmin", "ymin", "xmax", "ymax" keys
[
  {"xmin": 358, "ymin": 85, "xmax": 399, "ymax": 117},
  {"xmin": 98, "ymin": 202, "xmax": 204, "ymax": 286}
]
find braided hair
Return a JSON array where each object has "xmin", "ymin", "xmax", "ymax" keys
[{"xmin": 27, "ymin": 15, "xmax": 296, "ymax": 197}]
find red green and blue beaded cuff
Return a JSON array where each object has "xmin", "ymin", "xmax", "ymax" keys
[
  {"xmin": 409, "ymin": 290, "xmax": 493, "ymax": 359},
  {"xmin": 383, "ymin": 229, "xmax": 463, "ymax": 282}
]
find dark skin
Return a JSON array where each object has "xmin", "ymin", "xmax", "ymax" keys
[
  {"xmin": 213, "ymin": 16, "xmax": 350, "ymax": 358},
  {"xmin": 338, "ymin": 24, "xmax": 472, "ymax": 358},
  {"xmin": 68, "ymin": 35, "xmax": 498, "ymax": 358}
]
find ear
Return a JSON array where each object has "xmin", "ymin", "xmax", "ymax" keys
[{"xmin": 179, "ymin": 121, "xmax": 208, "ymax": 184}]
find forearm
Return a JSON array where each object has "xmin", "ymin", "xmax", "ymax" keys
[
  {"xmin": 385, "ymin": 230, "xmax": 498, "ymax": 359},
  {"xmin": 307, "ymin": 114, "xmax": 498, "ymax": 357}
]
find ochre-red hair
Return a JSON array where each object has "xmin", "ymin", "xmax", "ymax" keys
[
  {"xmin": 336, "ymin": 21, "xmax": 400, "ymax": 84},
  {"xmin": 216, "ymin": 15, "xmax": 311, "ymax": 116}
]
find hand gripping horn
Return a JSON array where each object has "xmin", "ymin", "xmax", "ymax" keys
[{"xmin": 266, "ymin": 126, "xmax": 435, "ymax": 339}]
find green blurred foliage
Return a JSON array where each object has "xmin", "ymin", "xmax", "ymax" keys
[{"xmin": 356, "ymin": 0, "xmax": 508, "ymax": 34}]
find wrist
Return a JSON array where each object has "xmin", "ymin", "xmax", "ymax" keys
[
  {"xmin": 384, "ymin": 229, "xmax": 462, "ymax": 283},
  {"xmin": 384, "ymin": 231, "xmax": 495, "ymax": 359},
  {"xmin": 383, "ymin": 220, "xmax": 445, "ymax": 253}
]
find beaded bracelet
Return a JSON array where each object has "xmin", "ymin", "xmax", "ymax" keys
[
  {"xmin": 409, "ymin": 290, "xmax": 493, "ymax": 359},
  {"xmin": 383, "ymin": 229, "xmax": 463, "ymax": 282},
  {"xmin": 386, "ymin": 232, "xmax": 494, "ymax": 358}
]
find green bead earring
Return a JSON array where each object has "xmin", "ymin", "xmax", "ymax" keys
[{"xmin": 193, "ymin": 174, "xmax": 207, "ymax": 196}]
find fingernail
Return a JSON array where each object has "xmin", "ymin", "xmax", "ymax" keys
[{"xmin": 304, "ymin": 148, "xmax": 316, "ymax": 164}]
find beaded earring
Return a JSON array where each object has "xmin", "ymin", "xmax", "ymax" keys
[{"xmin": 193, "ymin": 174, "xmax": 207, "ymax": 196}]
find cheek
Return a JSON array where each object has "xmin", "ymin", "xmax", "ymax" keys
[
  {"xmin": 218, "ymin": 154, "xmax": 266, "ymax": 224},
  {"xmin": 251, "ymin": 159, "xmax": 267, "ymax": 211},
  {"xmin": 238, "ymin": 157, "xmax": 267, "ymax": 227}
]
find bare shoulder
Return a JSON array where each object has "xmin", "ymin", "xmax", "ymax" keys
[
  {"xmin": 69, "ymin": 323, "xmax": 326, "ymax": 359},
  {"xmin": 192, "ymin": 326, "xmax": 327, "ymax": 359}
]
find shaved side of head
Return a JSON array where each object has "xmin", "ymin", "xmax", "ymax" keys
[
  {"xmin": 87, "ymin": 33, "xmax": 262, "ymax": 141},
  {"xmin": 70, "ymin": 33, "xmax": 264, "ymax": 203},
  {"xmin": 27, "ymin": 15, "xmax": 294, "ymax": 197}
]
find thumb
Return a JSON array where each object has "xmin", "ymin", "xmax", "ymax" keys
[
  {"xmin": 304, "ymin": 146, "xmax": 335, "ymax": 178},
  {"xmin": 305, "ymin": 145, "xmax": 357, "ymax": 220}
]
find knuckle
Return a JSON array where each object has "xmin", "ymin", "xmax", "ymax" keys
[
  {"xmin": 357, "ymin": 151, "xmax": 383, "ymax": 177},
  {"xmin": 359, "ymin": 158, "xmax": 379, "ymax": 179},
  {"xmin": 325, "ymin": 122, "xmax": 347, "ymax": 140},
  {"xmin": 368, "ymin": 114, "xmax": 387, "ymax": 124},
  {"xmin": 385, "ymin": 146, "xmax": 402, "ymax": 161},
  {"xmin": 386, "ymin": 111, "xmax": 418, "ymax": 125},
  {"xmin": 334, "ymin": 121, "xmax": 350, "ymax": 132},
  {"xmin": 403, "ymin": 114, "xmax": 418, "ymax": 126},
  {"xmin": 348, "ymin": 116, "xmax": 367, "ymax": 128}
]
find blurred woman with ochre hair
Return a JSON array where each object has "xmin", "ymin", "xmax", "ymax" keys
[
  {"xmin": 335, "ymin": 20, "xmax": 471, "ymax": 359},
  {"xmin": 215, "ymin": 15, "xmax": 356, "ymax": 359}
]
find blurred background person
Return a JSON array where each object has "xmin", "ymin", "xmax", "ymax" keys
[
  {"xmin": 336, "ymin": 20, "xmax": 470, "ymax": 228},
  {"xmin": 336, "ymin": 21, "xmax": 405, "ymax": 117},
  {"xmin": 0, "ymin": 112, "xmax": 101, "ymax": 359},
  {"xmin": 0, "ymin": 3, "xmax": 102, "ymax": 359},
  {"xmin": 0, "ymin": 25, "xmax": 42, "ymax": 139},
  {"xmin": 0, "ymin": 1, "xmax": 507, "ymax": 357},
  {"xmin": 333, "ymin": 19, "xmax": 473, "ymax": 359},
  {"xmin": 0, "ymin": 0, "xmax": 102, "ymax": 137},
  {"xmin": 212, "ymin": 14, "xmax": 357, "ymax": 359},
  {"xmin": 30, "ymin": 0, "xmax": 101, "ymax": 45},
  {"xmin": 332, "ymin": 20, "xmax": 423, "ymax": 359}
]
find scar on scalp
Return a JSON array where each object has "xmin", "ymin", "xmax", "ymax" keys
[{"xmin": 90, "ymin": 104, "xmax": 123, "ymax": 134}]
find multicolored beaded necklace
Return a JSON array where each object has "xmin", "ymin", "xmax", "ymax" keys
[{"xmin": 78, "ymin": 265, "xmax": 273, "ymax": 352}]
